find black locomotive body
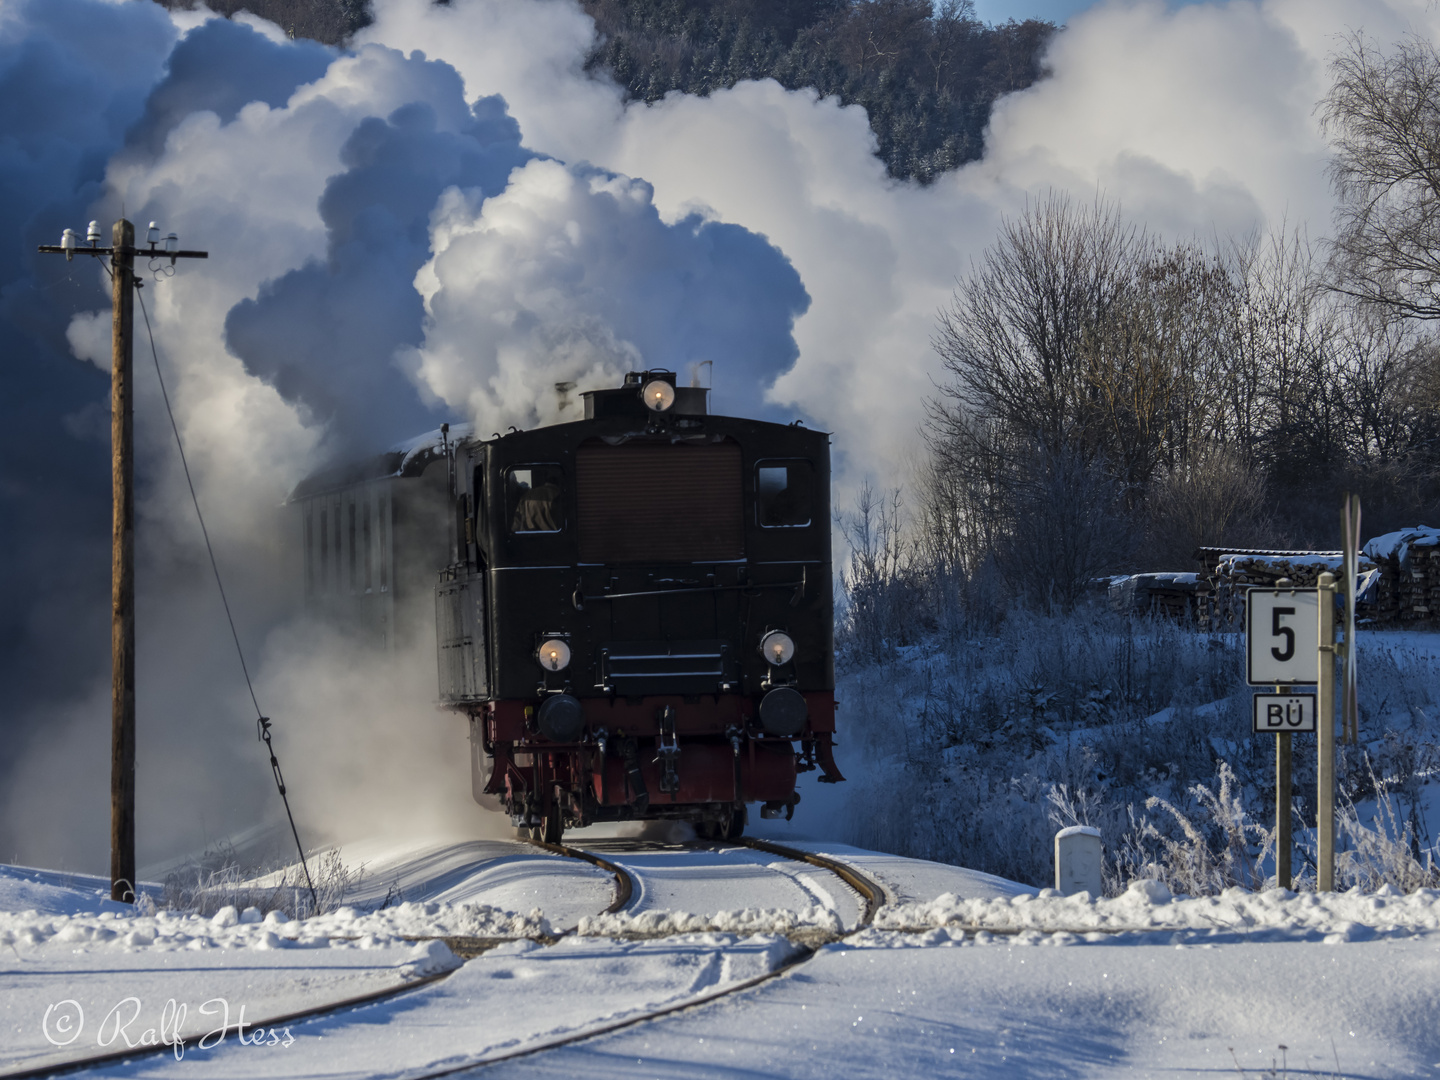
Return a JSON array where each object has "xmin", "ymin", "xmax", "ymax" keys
[{"xmin": 436, "ymin": 370, "xmax": 843, "ymax": 841}]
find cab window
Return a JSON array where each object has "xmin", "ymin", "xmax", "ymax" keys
[
  {"xmin": 506, "ymin": 464, "xmax": 565, "ymax": 534},
  {"xmin": 756, "ymin": 460, "xmax": 813, "ymax": 527}
]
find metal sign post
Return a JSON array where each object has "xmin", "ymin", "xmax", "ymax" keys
[
  {"xmin": 1317, "ymin": 571, "xmax": 1337, "ymax": 891},
  {"xmin": 1246, "ymin": 584, "xmax": 1318, "ymax": 892},
  {"xmin": 1275, "ymin": 687, "xmax": 1293, "ymax": 890},
  {"xmin": 1243, "ymin": 495, "xmax": 1361, "ymax": 893},
  {"xmin": 1341, "ymin": 494, "xmax": 1361, "ymax": 745}
]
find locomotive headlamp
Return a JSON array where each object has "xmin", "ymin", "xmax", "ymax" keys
[
  {"xmin": 759, "ymin": 630, "xmax": 795, "ymax": 666},
  {"xmin": 537, "ymin": 638, "xmax": 571, "ymax": 671},
  {"xmin": 641, "ymin": 379, "xmax": 676, "ymax": 412}
]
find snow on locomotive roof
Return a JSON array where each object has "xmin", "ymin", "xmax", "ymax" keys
[
  {"xmin": 289, "ymin": 423, "xmax": 474, "ymax": 502},
  {"xmin": 391, "ymin": 423, "xmax": 475, "ymax": 472}
]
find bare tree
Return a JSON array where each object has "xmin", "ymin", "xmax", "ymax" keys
[
  {"xmin": 1224, "ymin": 227, "xmax": 1342, "ymax": 484},
  {"xmin": 1333, "ymin": 308, "xmax": 1438, "ymax": 466},
  {"xmin": 992, "ymin": 442, "xmax": 1135, "ymax": 610},
  {"xmin": 836, "ymin": 482, "xmax": 922, "ymax": 660},
  {"xmin": 1078, "ymin": 241, "xmax": 1234, "ymax": 490},
  {"xmin": 925, "ymin": 181, "xmax": 1440, "ymax": 598},
  {"xmin": 1144, "ymin": 443, "xmax": 1273, "ymax": 570},
  {"xmin": 931, "ymin": 192, "xmax": 1140, "ymax": 459},
  {"xmin": 1321, "ymin": 33, "xmax": 1440, "ymax": 321},
  {"xmin": 923, "ymin": 0, "xmax": 977, "ymax": 94}
]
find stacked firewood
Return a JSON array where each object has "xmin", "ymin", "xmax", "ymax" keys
[
  {"xmin": 1361, "ymin": 527, "xmax": 1440, "ymax": 624},
  {"xmin": 1206, "ymin": 552, "xmax": 1380, "ymax": 629},
  {"xmin": 1110, "ymin": 533, "xmax": 1440, "ymax": 628},
  {"xmin": 1107, "ymin": 573, "xmax": 1211, "ymax": 625}
]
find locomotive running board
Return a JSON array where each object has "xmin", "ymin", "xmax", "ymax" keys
[{"xmin": 575, "ymin": 576, "xmax": 804, "ymax": 605}]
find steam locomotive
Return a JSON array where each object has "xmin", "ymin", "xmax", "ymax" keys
[{"xmin": 293, "ymin": 370, "xmax": 842, "ymax": 842}]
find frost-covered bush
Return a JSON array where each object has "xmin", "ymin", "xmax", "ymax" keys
[
  {"xmin": 1116, "ymin": 762, "xmax": 1270, "ymax": 895},
  {"xmin": 162, "ymin": 847, "xmax": 362, "ymax": 919}
]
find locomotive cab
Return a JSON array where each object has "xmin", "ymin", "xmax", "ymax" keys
[{"xmin": 436, "ymin": 370, "xmax": 842, "ymax": 842}]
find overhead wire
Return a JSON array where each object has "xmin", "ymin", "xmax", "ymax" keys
[{"xmin": 134, "ymin": 281, "xmax": 317, "ymax": 910}]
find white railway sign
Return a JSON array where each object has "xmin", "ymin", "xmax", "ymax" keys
[
  {"xmin": 1252, "ymin": 693, "xmax": 1317, "ymax": 733},
  {"xmin": 1246, "ymin": 587, "xmax": 1319, "ymax": 686}
]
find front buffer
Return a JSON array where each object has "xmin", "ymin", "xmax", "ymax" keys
[{"xmin": 469, "ymin": 692, "xmax": 843, "ymax": 842}]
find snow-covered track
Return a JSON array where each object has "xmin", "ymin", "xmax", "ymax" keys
[
  {"xmin": 6, "ymin": 843, "xmax": 884, "ymax": 1079},
  {"xmin": 734, "ymin": 836, "xmax": 885, "ymax": 927},
  {"xmin": 517, "ymin": 838, "xmax": 634, "ymax": 914},
  {"xmin": 556, "ymin": 836, "xmax": 880, "ymax": 935},
  {"xmin": 368, "ymin": 840, "xmax": 889, "ymax": 1080}
]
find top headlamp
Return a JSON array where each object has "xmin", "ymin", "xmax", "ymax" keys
[{"xmin": 642, "ymin": 379, "xmax": 676, "ymax": 412}]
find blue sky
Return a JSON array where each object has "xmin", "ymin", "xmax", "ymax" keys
[{"xmin": 973, "ymin": 0, "xmax": 1210, "ymax": 25}]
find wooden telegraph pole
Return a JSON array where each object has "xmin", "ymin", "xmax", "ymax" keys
[
  {"xmin": 110, "ymin": 220, "xmax": 137, "ymax": 903},
  {"xmin": 38, "ymin": 220, "xmax": 207, "ymax": 903}
]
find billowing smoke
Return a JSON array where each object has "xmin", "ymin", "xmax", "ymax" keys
[
  {"xmin": 2, "ymin": 0, "xmax": 1437, "ymax": 870},
  {"xmin": 406, "ymin": 159, "xmax": 808, "ymax": 430},
  {"xmin": 225, "ymin": 92, "xmax": 534, "ymax": 453}
]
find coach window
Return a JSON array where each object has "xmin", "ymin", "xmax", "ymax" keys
[
  {"xmin": 506, "ymin": 464, "xmax": 565, "ymax": 534},
  {"xmin": 756, "ymin": 460, "xmax": 813, "ymax": 527}
]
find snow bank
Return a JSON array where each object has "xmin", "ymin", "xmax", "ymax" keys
[
  {"xmin": 0, "ymin": 866, "xmax": 146, "ymax": 918},
  {"xmin": 0, "ymin": 898, "xmax": 548, "ymax": 959},
  {"xmin": 877, "ymin": 879, "xmax": 1440, "ymax": 939},
  {"xmin": 577, "ymin": 906, "xmax": 845, "ymax": 937}
]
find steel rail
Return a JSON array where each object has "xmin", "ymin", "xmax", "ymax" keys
[
  {"xmin": 519, "ymin": 837, "xmax": 634, "ymax": 914},
  {"xmin": 735, "ymin": 836, "xmax": 886, "ymax": 926}
]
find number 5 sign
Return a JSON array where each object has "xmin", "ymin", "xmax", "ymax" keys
[{"xmin": 1246, "ymin": 588, "xmax": 1319, "ymax": 686}]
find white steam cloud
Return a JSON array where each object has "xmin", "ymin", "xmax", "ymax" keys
[
  {"xmin": 3, "ymin": 0, "xmax": 1438, "ymax": 870},
  {"xmin": 408, "ymin": 158, "xmax": 808, "ymax": 430}
]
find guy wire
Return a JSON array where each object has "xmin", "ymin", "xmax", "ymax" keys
[{"xmin": 135, "ymin": 283, "xmax": 317, "ymax": 909}]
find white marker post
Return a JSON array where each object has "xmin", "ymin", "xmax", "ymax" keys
[{"xmin": 1055, "ymin": 826, "xmax": 1103, "ymax": 898}]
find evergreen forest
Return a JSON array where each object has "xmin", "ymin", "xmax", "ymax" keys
[
  {"xmin": 154, "ymin": 0, "xmax": 1058, "ymax": 183},
  {"xmin": 582, "ymin": 0, "xmax": 1056, "ymax": 182}
]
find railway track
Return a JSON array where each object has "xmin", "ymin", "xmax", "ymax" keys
[{"xmin": 8, "ymin": 835, "xmax": 884, "ymax": 1080}]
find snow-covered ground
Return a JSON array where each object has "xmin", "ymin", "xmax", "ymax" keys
[{"xmin": 6, "ymin": 838, "xmax": 1440, "ymax": 1078}]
